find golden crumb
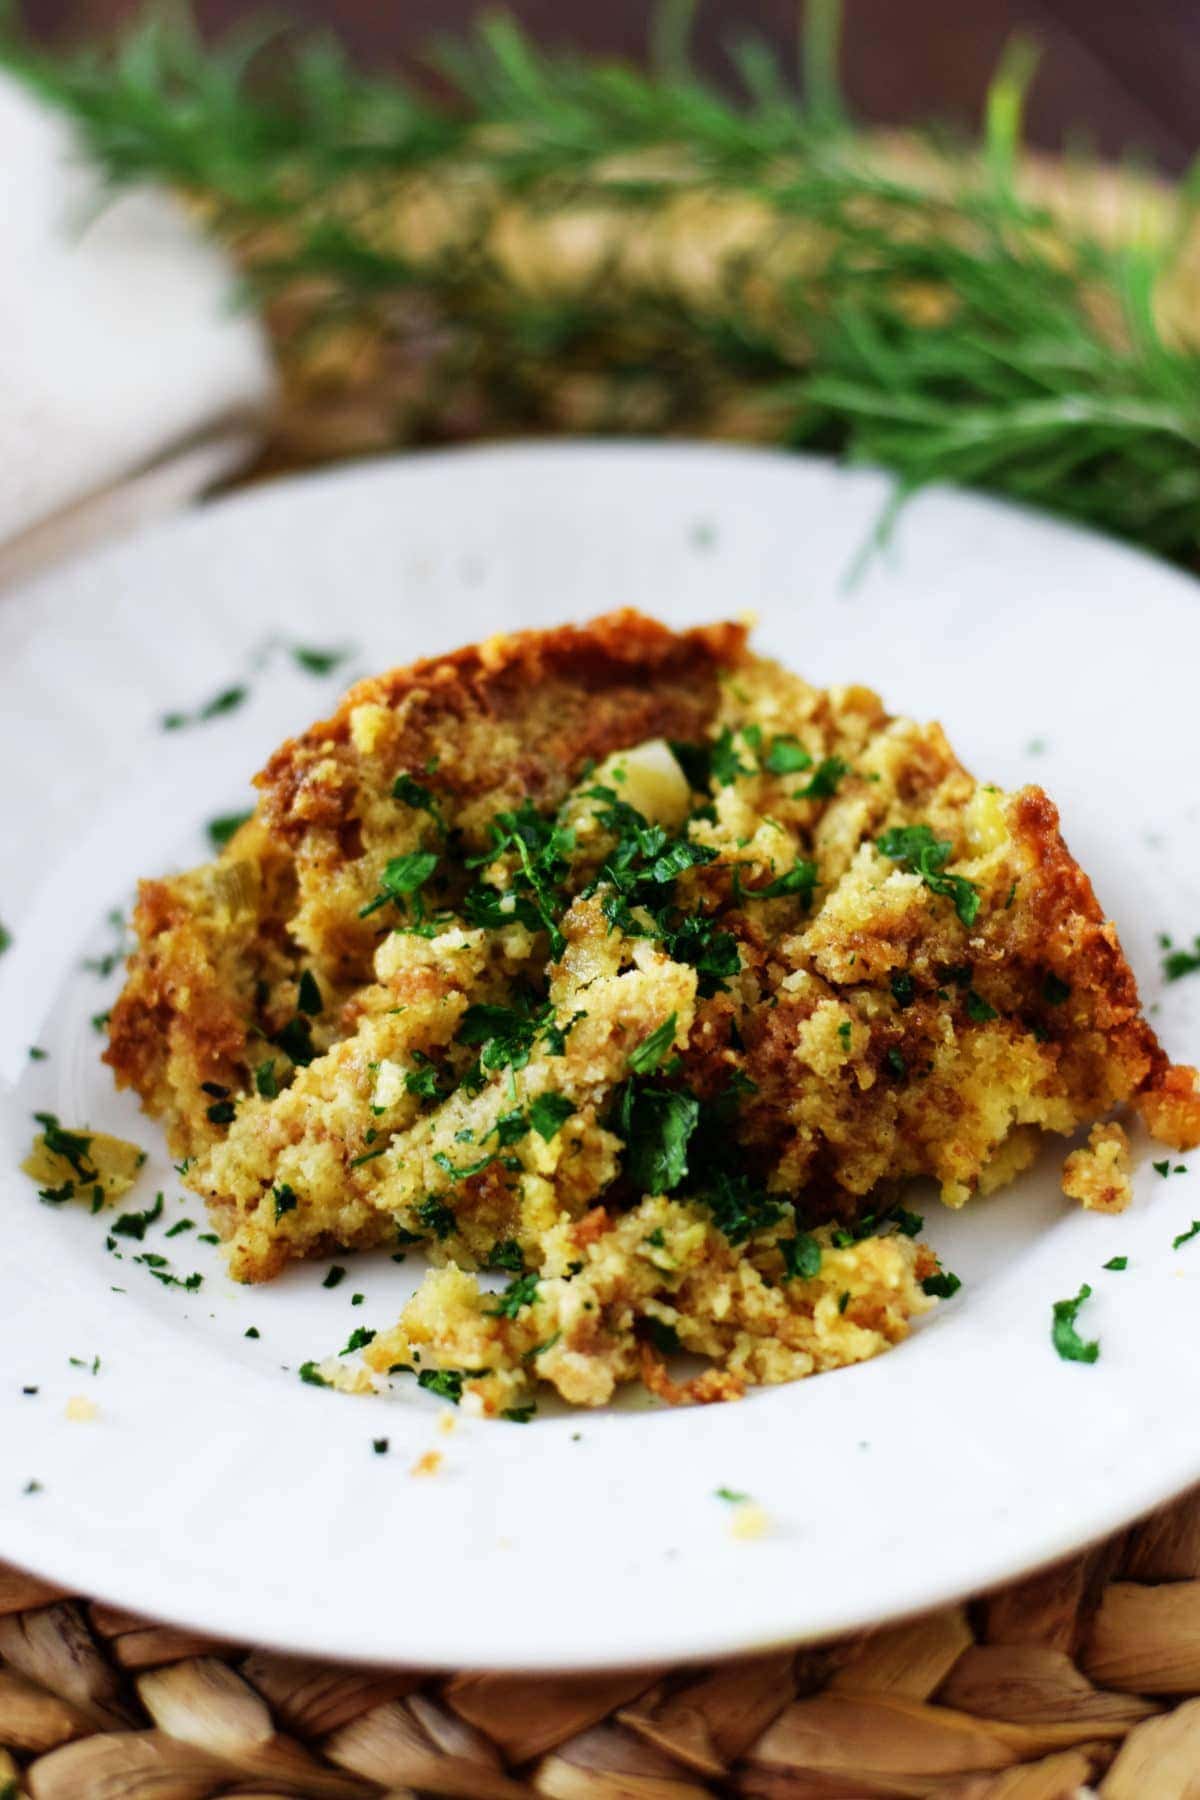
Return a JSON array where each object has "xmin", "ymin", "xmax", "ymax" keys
[
  {"xmin": 411, "ymin": 1450, "xmax": 444, "ymax": 1478},
  {"xmin": 1062, "ymin": 1121, "xmax": 1134, "ymax": 1214},
  {"xmin": 437, "ymin": 1409, "xmax": 457, "ymax": 1436},
  {"xmin": 316, "ymin": 1360, "xmax": 379, "ymax": 1396},
  {"xmin": 1137, "ymin": 1064, "xmax": 1200, "ymax": 1151},
  {"xmin": 99, "ymin": 611, "xmax": 1195, "ymax": 1417},
  {"xmin": 65, "ymin": 1396, "xmax": 98, "ymax": 1423},
  {"xmin": 729, "ymin": 1502, "xmax": 771, "ymax": 1541},
  {"xmin": 23, "ymin": 1124, "xmax": 144, "ymax": 1208}
]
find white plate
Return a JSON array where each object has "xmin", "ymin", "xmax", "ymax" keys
[{"xmin": 2, "ymin": 443, "xmax": 1199, "ymax": 1673}]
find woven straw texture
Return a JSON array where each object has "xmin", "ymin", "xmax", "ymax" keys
[
  {"xmin": 238, "ymin": 141, "xmax": 1200, "ymax": 477},
  {"xmin": 6, "ymin": 1485, "xmax": 1200, "ymax": 1798}
]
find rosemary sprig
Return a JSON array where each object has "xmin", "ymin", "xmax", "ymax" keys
[{"xmin": 3, "ymin": 3, "xmax": 1198, "ymax": 560}]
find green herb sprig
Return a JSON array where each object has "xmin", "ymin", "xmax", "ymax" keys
[{"xmin": 5, "ymin": 6, "xmax": 1197, "ymax": 564}]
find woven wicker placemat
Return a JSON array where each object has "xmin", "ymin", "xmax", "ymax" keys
[{"xmin": 4, "ymin": 1484, "xmax": 1200, "ymax": 1798}]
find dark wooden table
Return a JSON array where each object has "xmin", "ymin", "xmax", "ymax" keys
[{"xmin": 21, "ymin": 0, "xmax": 1198, "ymax": 174}]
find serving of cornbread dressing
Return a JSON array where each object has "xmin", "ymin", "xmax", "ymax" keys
[{"xmin": 98, "ymin": 611, "xmax": 1200, "ymax": 1416}]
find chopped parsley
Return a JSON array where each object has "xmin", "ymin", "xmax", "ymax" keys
[
  {"xmin": 528, "ymin": 1092, "xmax": 575, "ymax": 1140},
  {"xmin": 459, "ymin": 996, "xmax": 565, "ymax": 1076},
  {"xmin": 297, "ymin": 969, "xmax": 323, "ymax": 1015},
  {"xmin": 711, "ymin": 728, "xmax": 754, "ymax": 786},
  {"xmin": 763, "ymin": 735, "xmax": 812, "ymax": 775},
  {"xmin": 135, "ymin": 1255, "xmax": 202, "ymax": 1292},
  {"xmin": 207, "ymin": 810, "xmax": 253, "ymax": 850},
  {"xmin": 1051, "ymin": 1284, "xmax": 1100, "ymax": 1363},
  {"xmin": 272, "ymin": 1014, "xmax": 315, "ymax": 1067},
  {"xmin": 392, "ymin": 772, "xmax": 439, "ymax": 816},
  {"xmin": 643, "ymin": 1318, "xmax": 680, "ymax": 1354},
  {"xmin": 417, "ymin": 1368, "xmax": 472, "ymax": 1403},
  {"xmin": 273, "ymin": 1183, "xmax": 298, "ymax": 1221},
  {"xmin": 583, "ymin": 787, "xmax": 739, "ymax": 994},
  {"xmin": 502, "ymin": 1405, "xmax": 537, "ymax": 1423},
  {"xmin": 162, "ymin": 684, "xmax": 248, "ymax": 731},
  {"xmin": 922, "ymin": 1269, "xmax": 962, "ymax": 1300},
  {"xmin": 486, "ymin": 1272, "xmax": 540, "ymax": 1318},
  {"xmin": 669, "ymin": 739, "xmax": 713, "ymax": 791},
  {"xmin": 417, "ymin": 1196, "xmax": 456, "ymax": 1239},
  {"xmin": 492, "ymin": 1108, "xmax": 530, "ymax": 1147},
  {"xmin": 373, "ymin": 1437, "xmax": 390, "ymax": 1454},
  {"xmin": 404, "ymin": 1054, "xmax": 445, "ymax": 1101},
  {"xmin": 322, "ymin": 1265, "xmax": 346, "ymax": 1289},
  {"xmin": 340, "ymin": 1326, "xmax": 376, "ymax": 1355},
  {"xmin": 746, "ymin": 858, "xmax": 818, "ymax": 902},
  {"xmin": 885, "ymin": 1046, "xmax": 907, "ymax": 1081},
  {"xmin": 780, "ymin": 1233, "xmax": 822, "ymax": 1280},
  {"xmin": 890, "ymin": 971, "xmax": 916, "ymax": 1009},
  {"xmin": 1162, "ymin": 935, "xmax": 1200, "ymax": 983},
  {"xmin": 254, "ymin": 1059, "xmax": 278, "ymax": 1099},
  {"xmin": 714, "ymin": 1486, "xmax": 750, "ymax": 1503},
  {"xmin": 33, "ymin": 1113, "xmax": 98, "ymax": 1181},
  {"xmin": 206, "ymin": 1098, "xmax": 236, "ymax": 1125},
  {"xmin": 112, "ymin": 1193, "xmax": 164, "ymax": 1241},
  {"xmin": 28, "ymin": 1045, "xmax": 48, "ymax": 1061},
  {"xmin": 891, "ymin": 1207, "xmax": 925, "ymax": 1237},
  {"xmin": 618, "ymin": 1084, "xmax": 699, "ymax": 1195},
  {"xmin": 464, "ymin": 800, "xmax": 575, "ymax": 956},
  {"xmin": 489, "ymin": 1239, "xmax": 526, "ymax": 1272},
  {"xmin": 703, "ymin": 1167, "xmax": 786, "ymax": 1244},
  {"xmin": 1103, "ymin": 1256, "xmax": 1128, "ymax": 1272},
  {"xmin": 876, "ymin": 824, "xmax": 980, "ymax": 928},
  {"xmin": 794, "ymin": 755, "xmax": 848, "ymax": 800},
  {"xmin": 1042, "ymin": 973, "xmax": 1071, "ymax": 1006},
  {"xmin": 628, "ymin": 1014, "xmax": 677, "ymax": 1076},
  {"xmin": 245, "ymin": 1326, "xmax": 260, "ymax": 1338},
  {"xmin": 299, "ymin": 1361, "xmax": 329, "ymax": 1387},
  {"xmin": 82, "ymin": 907, "xmax": 128, "ymax": 978},
  {"xmin": 964, "ymin": 990, "xmax": 998, "ymax": 1023},
  {"xmin": 432, "ymin": 1150, "xmax": 494, "ymax": 1184},
  {"xmin": 359, "ymin": 850, "xmax": 440, "ymax": 921},
  {"xmin": 291, "ymin": 643, "xmax": 352, "ymax": 676},
  {"xmin": 1174, "ymin": 1220, "xmax": 1200, "ymax": 1250},
  {"xmin": 349, "ymin": 1146, "xmax": 388, "ymax": 1168}
]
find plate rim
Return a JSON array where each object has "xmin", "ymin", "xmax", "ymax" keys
[{"xmin": 2, "ymin": 437, "xmax": 1199, "ymax": 1671}]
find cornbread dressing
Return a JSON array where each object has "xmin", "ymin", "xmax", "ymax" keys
[{"xmin": 104, "ymin": 612, "xmax": 1200, "ymax": 1413}]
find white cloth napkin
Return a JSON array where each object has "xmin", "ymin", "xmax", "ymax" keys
[{"xmin": 0, "ymin": 71, "xmax": 274, "ymax": 565}]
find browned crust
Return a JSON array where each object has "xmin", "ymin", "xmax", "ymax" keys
[
  {"xmin": 1137, "ymin": 1063, "xmax": 1200, "ymax": 1151},
  {"xmin": 256, "ymin": 610, "xmax": 749, "ymax": 839},
  {"xmin": 106, "ymin": 611, "xmax": 747, "ymax": 1149}
]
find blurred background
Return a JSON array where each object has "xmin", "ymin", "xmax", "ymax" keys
[{"xmin": 20, "ymin": 0, "xmax": 1200, "ymax": 172}]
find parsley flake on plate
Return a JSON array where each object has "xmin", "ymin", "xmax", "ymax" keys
[
  {"xmin": 1051, "ymin": 1284, "xmax": 1100, "ymax": 1363},
  {"xmin": 207, "ymin": 810, "xmax": 253, "ymax": 850},
  {"xmin": 1162, "ymin": 935, "xmax": 1200, "ymax": 983}
]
